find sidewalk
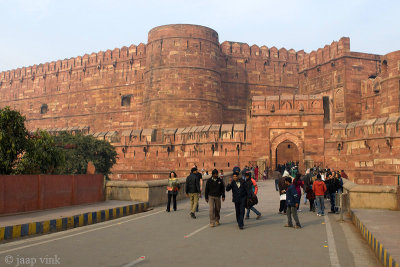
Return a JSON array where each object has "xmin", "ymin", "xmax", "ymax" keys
[
  {"xmin": 351, "ymin": 209, "xmax": 400, "ymax": 267},
  {"xmin": 0, "ymin": 200, "xmax": 148, "ymax": 241}
]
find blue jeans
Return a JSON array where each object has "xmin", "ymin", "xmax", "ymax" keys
[
  {"xmin": 246, "ymin": 206, "xmax": 261, "ymax": 217},
  {"xmin": 315, "ymin": 196, "xmax": 325, "ymax": 215}
]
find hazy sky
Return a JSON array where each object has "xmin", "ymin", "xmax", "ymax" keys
[{"xmin": 0, "ymin": 0, "xmax": 399, "ymax": 72}]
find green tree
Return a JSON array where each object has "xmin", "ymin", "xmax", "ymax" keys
[
  {"xmin": 15, "ymin": 130, "xmax": 65, "ymax": 174},
  {"xmin": 0, "ymin": 106, "xmax": 29, "ymax": 174},
  {"xmin": 54, "ymin": 132, "xmax": 117, "ymax": 177}
]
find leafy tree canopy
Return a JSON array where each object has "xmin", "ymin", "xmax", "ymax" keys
[
  {"xmin": 0, "ymin": 107, "xmax": 28, "ymax": 174},
  {"xmin": 15, "ymin": 130, "xmax": 65, "ymax": 175},
  {"xmin": 0, "ymin": 107, "xmax": 117, "ymax": 176},
  {"xmin": 54, "ymin": 132, "xmax": 117, "ymax": 177}
]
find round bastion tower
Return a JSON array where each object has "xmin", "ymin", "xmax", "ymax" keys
[{"xmin": 143, "ymin": 24, "xmax": 223, "ymax": 129}]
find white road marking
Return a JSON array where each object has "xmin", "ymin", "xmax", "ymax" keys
[
  {"xmin": 225, "ymin": 211, "xmax": 235, "ymax": 217},
  {"xmin": 0, "ymin": 210, "xmax": 165, "ymax": 254},
  {"xmin": 184, "ymin": 210, "xmax": 234, "ymax": 238},
  {"xmin": 184, "ymin": 225, "xmax": 209, "ymax": 239},
  {"xmin": 122, "ymin": 256, "xmax": 145, "ymax": 267},
  {"xmin": 324, "ymin": 215, "xmax": 341, "ymax": 267}
]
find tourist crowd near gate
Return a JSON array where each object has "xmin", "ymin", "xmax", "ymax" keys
[{"xmin": 165, "ymin": 163, "xmax": 346, "ymax": 230}]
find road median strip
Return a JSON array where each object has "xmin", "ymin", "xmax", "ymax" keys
[{"xmin": 0, "ymin": 202, "xmax": 148, "ymax": 242}]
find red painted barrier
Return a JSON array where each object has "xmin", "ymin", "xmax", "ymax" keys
[{"xmin": 0, "ymin": 174, "xmax": 104, "ymax": 215}]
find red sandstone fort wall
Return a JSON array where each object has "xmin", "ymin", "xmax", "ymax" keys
[
  {"xmin": 1, "ymin": 24, "xmax": 399, "ymax": 185},
  {"xmin": 298, "ymin": 37, "xmax": 381, "ymax": 123},
  {"xmin": 219, "ymin": 41, "xmax": 301, "ymax": 123}
]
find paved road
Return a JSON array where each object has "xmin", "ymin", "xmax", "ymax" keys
[{"xmin": 0, "ymin": 181, "xmax": 381, "ymax": 267}]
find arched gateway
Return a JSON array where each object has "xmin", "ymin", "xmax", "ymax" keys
[{"xmin": 270, "ymin": 133, "xmax": 304, "ymax": 173}]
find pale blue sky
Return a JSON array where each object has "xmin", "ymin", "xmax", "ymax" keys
[{"xmin": 0, "ymin": 0, "xmax": 399, "ymax": 72}]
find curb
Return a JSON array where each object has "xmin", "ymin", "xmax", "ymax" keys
[
  {"xmin": 351, "ymin": 210, "xmax": 399, "ymax": 267},
  {"xmin": 0, "ymin": 202, "xmax": 148, "ymax": 241}
]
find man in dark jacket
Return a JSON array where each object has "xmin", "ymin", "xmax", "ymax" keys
[
  {"xmin": 278, "ymin": 174, "xmax": 288, "ymax": 214},
  {"xmin": 186, "ymin": 167, "xmax": 201, "ymax": 219},
  {"xmin": 285, "ymin": 177, "xmax": 301, "ymax": 228},
  {"xmin": 326, "ymin": 175, "xmax": 339, "ymax": 213},
  {"xmin": 226, "ymin": 172, "xmax": 251, "ymax": 229},
  {"xmin": 205, "ymin": 169, "xmax": 225, "ymax": 227}
]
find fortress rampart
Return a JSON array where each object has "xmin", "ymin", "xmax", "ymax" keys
[{"xmin": 1, "ymin": 24, "xmax": 399, "ymax": 185}]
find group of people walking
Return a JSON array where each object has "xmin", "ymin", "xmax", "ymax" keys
[
  {"xmin": 276, "ymin": 165, "xmax": 345, "ymax": 219},
  {"xmin": 166, "ymin": 166, "xmax": 262, "ymax": 229},
  {"xmin": 166, "ymin": 164, "xmax": 346, "ymax": 230}
]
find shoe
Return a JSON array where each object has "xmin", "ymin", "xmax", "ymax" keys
[
  {"xmin": 328, "ymin": 211, "xmax": 335, "ymax": 214},
  {"xmin": 245, "ymin": 216, "xmax": 249, "ymax": 220},
  {"xmin": 166, "ymin": 209, "xmax": 170, "ymax": 212},
  {"xmin": 209, "ymin": 223, "xmax": 215, "ymax": 227},
  {"xmin": 190, "ymin": 212, "xmax": 196, "ymax": 219},
  {"xmin": 256, "ymin": 214, "xmax": 261, "ymax": 220},
  {"xmin": 317, "ymin": 214, "xmax": 321, "ymax": 216},
  {"xmin": 294, "ymin": 225, "xmax": 302, "ymax": 229},
  {"xmin": 284, "ymin": 224, "xmax": 293, "ymax": 227},
  {"xmin": 298, "ymin": 209, "xmax": 302, "ymax": 212},
  {"xmin": 239, "ymin": 226, "xmax": 244, "ymax": 230},
  {"xmin": 174, "ymin": 209, "xmax": 177, "ymax": 211},
  {"xmin": 215, "ymin": 221, "xmax": 220, "ymax": 226}
]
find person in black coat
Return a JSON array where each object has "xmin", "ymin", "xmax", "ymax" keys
[{"xmin": 226, "ymin": 172, "xmax": 252, "ymax": 229}]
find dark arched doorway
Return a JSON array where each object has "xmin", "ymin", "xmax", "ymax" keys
[{"xmin": 276, "ymin": 140, "xmax": 299, "ymax": 168}]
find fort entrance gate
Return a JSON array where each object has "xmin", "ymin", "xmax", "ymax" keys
[
  {"xmin": 276, "ymin": 140, "xmax": 299, "ymax": 167},
  {"xmin": 270, "ymin": 133, "xmax": 304, "ymax": 173}
]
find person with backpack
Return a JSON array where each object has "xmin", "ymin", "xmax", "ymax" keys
[
  {"xmin": 166, "ymin": 171, "xmax": 180, "ymax": 212},
  {"xmin": 244, "ymin": 172, "xmax": 262, "ymax": 220},
  {"xmin": 205, "ymin": 169, "xmax": 225, "ymax": 227}
]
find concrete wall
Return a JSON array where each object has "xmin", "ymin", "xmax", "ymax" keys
[
  {"xmin": 343, "ymin": 178, "xmax": 399, "ymax": 210},
  {"xmin": 106, "ymin": 172, "xmax": 233, "ymax": 207},
  {"xmin": 0, "ymin": 174, "xmax": 104, "ymax": 214}
]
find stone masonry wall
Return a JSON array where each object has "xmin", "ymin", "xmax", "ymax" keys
[{"xmin": 0, "ymin": 24, "xmax": 399, "ymax": 185}]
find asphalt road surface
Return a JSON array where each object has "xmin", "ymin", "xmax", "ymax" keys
[{"xmin": 0, "ymin": 180, "xmax": 381, "ymax": 267}]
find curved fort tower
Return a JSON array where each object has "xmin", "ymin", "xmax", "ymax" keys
[
  {"xmin": 143, "ymin": 24, "xmax": 223, "ymax": 128},
  {"xmin": 1, "ymin": 24, "xmax": 399, "ymax": 185}
]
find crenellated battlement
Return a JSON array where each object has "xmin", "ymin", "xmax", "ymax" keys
[
  {"xmin": 1, "ymin": 24, "xmax": 399, "ymax": 184},
  {"xmin": 298, "ymin": 37, "xmax": 350, "ymax": 72},
  {"xmin": 220, "ymin": 41, "xmax": 301, "ymax": 63},
  {"xmin": 0, "ymin": 43, "xmax": 147, "ymax": 83},
  {"xmin": 251, "ymin": 94, "xmax": 323, "ymax": 116},
  {"xmin": 330, "ymin": 115, "xmax": 400, "ymax": 141}
]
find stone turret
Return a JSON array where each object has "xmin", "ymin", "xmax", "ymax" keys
[{"xmin": 143, "ymin": 24, "xmax": 223, "ymax": 129}]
